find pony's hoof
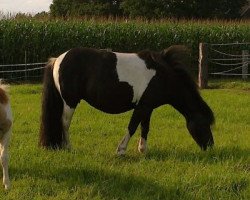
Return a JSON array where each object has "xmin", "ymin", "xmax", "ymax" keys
[
  {"xmin": 138, "ymin": 138, "xmax": 147, "ymax": 153},
  {"xmin": 138, "ymin": 146, "xmax": 147, "ymax": 153}
]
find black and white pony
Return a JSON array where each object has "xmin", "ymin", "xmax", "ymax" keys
[
  {"xmin": 39, "ymin": 46, "xmax": 214, "ymax": 154},
  {"xmin": 0, "ymin": 83, "xmax": 12, "ymax": 189}
]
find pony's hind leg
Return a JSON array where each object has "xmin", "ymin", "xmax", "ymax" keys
[
  {"xmin": 138, "ymin": 110, "xmax": 152, "ymax": 154},
  {"xmin": 62, "ymin": 103, "xmax": 75, "ymax": 149}
]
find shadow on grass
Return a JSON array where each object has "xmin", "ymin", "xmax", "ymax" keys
[
  {"xmin": 7, "ymin": 147, "xmax": 249, "ymax": 199},
  {"xmin": 10, "ymin": 165, "xmax": 189, "ymax": 199},
  {"xmin": 146, "ymin": 146, "xmax": 250, "ymax": 166}
]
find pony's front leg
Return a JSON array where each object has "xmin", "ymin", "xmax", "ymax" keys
[
  {"xmin": 117, "ymin": 108, "xmax": 142, "ymax": 156},
  {"xmin": 0, "ymin": 129, "xmax": 11, "ymax": 190},
  {"xmin": 138, "ymin": 110, "xmax": 152, "ymax": 154},
  {"xmin": 62, "ymin": 103, "xmax": 75, "ymax": 149},
  {"xmin": 116, "ymin": 133, "xmax": 131, "ymax": 156}
]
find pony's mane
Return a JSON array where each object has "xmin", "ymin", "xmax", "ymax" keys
[
  {"xmin": 174, "ymin": 65, "xmax": 214, "ymax": 124},
  {"xmin": 162, "ymin": 46, "xmax": 215, "ymax": 125},
  {"xmin": 160, "ymin": 46, "xmax": 196, "ymax": 90},
  {"xmin": 162, "ymin": 45, "xmax": 190, "ymax": 66}
]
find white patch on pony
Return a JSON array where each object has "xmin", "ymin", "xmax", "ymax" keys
[
  {"xmin": 138, "ymin": 137, "xmax": 147, "ymax": 153},
  {"xmin": 117, "ymin": 133, "xmax": 131, "ymax": 156},
  {"xmin": 115, "ymin": 53, "xmax": 156, "ymax": 104},
  {"xmin": 53, "ymin": 51, "xmax": 68, "ymax": 95}
]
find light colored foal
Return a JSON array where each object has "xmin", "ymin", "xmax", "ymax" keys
[{"xmin": 0, "ymin": 85, "xmax": 12, "ymax": 190}]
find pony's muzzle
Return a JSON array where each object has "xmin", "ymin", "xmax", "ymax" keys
[
  {"xmin": 187, "ymin": 120, "xmax": 214, "ymax": 151},
  {"xmin": 199, "ymin": 137, "xmax": 214, "ymax": 151}
]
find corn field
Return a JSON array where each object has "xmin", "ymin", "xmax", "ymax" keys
[{"xmin": 0, "ymin": 18, "xmax": 249, "ymax": 80}]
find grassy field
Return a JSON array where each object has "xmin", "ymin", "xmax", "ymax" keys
[{"xmin": 0, "ymin": 81, "xmax": 249, "ymax": 199}]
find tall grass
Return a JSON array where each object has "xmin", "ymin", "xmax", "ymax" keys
[
  {"xmin": 0, "ymin": 82, "xmax": 249, "ymax": 199},
  {"xmin": 0, "ymin": 18, "xmax": 249, "ymax": 66}
]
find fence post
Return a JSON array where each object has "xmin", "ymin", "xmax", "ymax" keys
[
  {"xmin": 242, "ymin": 50, "xmax": 249, "ymax": 80},
  {"xmin": 25, "ymin": 50, "xmax": 27, "ymax": 81},
  {"xmin": 198, "ymin": 43, "xmax": 209, "ymax": 89}
]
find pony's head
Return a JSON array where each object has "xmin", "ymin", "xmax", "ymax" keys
[
  {"xmin": 152, "ymin": 45, "xmax": 215, "ymax": 150},
  {"xmin": 186, "ymin": 111, "xmax": 214, "ymax": 150}
]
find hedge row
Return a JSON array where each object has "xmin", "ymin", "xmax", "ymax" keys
[{"xmin": 0, "ymin": 19, "xmax": 249, "ymax": 67}]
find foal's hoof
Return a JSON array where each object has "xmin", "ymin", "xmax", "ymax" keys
[{"xmin": 4, "ymin": 183, "xmax": 10, "ymax": 190}]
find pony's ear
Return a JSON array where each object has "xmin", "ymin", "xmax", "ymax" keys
[
  {"xmin": 161, "ymin": 45, "xmax": 190, "ymax": 65},
  {"xmin": 150, "ymin": 52, "xmax": 168, "ymax": 70},
  {"xmin": 150, "ymin": 52, "xmax": 160, "ymax": 63}
]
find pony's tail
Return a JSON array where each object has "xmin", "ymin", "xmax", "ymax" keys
[{"xmin": 39, "ymin": 58, "xmax": 65, "ymax": 149}]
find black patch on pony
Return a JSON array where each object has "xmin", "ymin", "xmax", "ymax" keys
[{"xmin": 59, "ymin": 48, "xmax": 134, "ymax": 113}]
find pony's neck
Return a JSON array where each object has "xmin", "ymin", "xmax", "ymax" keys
[{"xmin": 170, "ymin": 94, "xmax": 214, "ymax": 125}]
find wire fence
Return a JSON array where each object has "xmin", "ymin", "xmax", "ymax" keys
[
  {"xmin": 0, "ymin": 45, "xmax": 249, "ymax": 83},
  {"xmin": 0, "ymin": 49, "xmax": 113, "ymax": 82},
  {"xmin": 0, "ymin": 48, "xmax": 48, "ymax": 82},
  {"xmin": 207, "ymin": 43, "xmax": 250, "ymax": 77},
  {"xmin": 0, "ymin": 62, "xmax": 46, "ymax": 82}
]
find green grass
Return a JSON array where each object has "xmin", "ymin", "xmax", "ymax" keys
[
  {"xmin": 0, "ymin": 82, "xmax": 249, "ymax": 199},
  {"xmin": 209, "ymin": 79, "xmax": 250, "ymax": 90}
]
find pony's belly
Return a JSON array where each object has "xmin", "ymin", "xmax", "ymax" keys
[
  {"xmin": 83, "ymin": 80, "xmax": 135, "ymax": 114},
  {"xmin": 93, "ymin": 105, "xmax": 134, "ymax": 114},
  {"xmin": 85, "ymin": 97, "xmax": 135, "ymax": 114}
]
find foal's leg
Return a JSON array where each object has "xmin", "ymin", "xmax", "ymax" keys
[
  {"xmin": 62, "ymin": 103, "xmax": 75, "ymax": 149},
  {"xmin": 0, "ymin": 127, "xmax": 11, "ymax": 190},
  {"xmin": 138, "ymin": 111, "xmax": 152, "ymax": 153}
]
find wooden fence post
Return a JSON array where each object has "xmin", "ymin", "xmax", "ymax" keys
[
  {"xmin": 242, "ymin": 50, "xmax": 249, "ymax": 80},
  {"xmin": 198, "ymin": 43, "xmax": 209, "ymax": 89},
  {"xmin": 25, "ymin": 50, "xmax": 27, "ymax": 81}
]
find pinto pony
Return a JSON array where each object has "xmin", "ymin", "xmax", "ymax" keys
[
  {"xmin": 39, "ymin": 46, "xmax": 214, "ymax": 154},
  {"xmin": 0, "ymin": 83, "xmax": 12, "ymax": 189}
]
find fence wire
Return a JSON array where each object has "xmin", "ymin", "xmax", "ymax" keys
[
  {"xmin": 0, "ymin": 45, "xmax": 249, "ymax": 81},
  {"xmin": 0, "ymin": 62, "xmax": 46, "ymax": 82},
  {"xmin": 208, "ymin": 43, "xmax": 249, "ymax": 77}
]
